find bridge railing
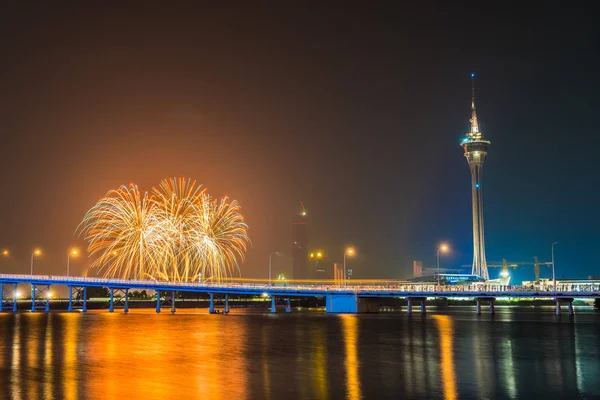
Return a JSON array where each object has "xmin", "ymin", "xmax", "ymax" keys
[{"xmin": 0, "ymin": 274, "xmax": 598, "ymax": 294}]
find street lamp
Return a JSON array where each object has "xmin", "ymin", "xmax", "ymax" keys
[
  {"xmin": 552, "ymin": 241, "xmax": 558, "ymax": 291},
  {"xmin": 437, "ymin": 244, "xmax": 449, "ymax": 287},
  {"xmin": 343, "ymin": 247, "xmax": 355, "ymax": 288},
  {"xmin": 67, "ymin": 249, "xmax": 79, "ymax": 277},
  {"xmin": 1, "ymin": 249, "xmax": 9, "ymax": 257},
  {"xmin": 269, "ymin": 252, "xmax": 281, "ymax": 286},
  {"xmin": 30, "ymin": 249, "xmax": 41, "ymax": 276}
]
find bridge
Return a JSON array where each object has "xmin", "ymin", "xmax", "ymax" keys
[{"xmin": 1, "ymin": 274, "xmax": 598, "ymax": 315}]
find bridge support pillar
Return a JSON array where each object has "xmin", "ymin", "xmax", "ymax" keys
[
  {"xmin": 224, "ymin": 295, "xmax": 229, "ymax": 313},
  {"xmin": 68, "ymin": 286, "xmax": 73, "ymax": 312},
  {"xmin": 82, "ymin": 287, "xmax": 87, "ymax": 312},
  {"xmin": 109, "ymin": 288, "xmax": 114, "ymax": 313},
  {"xmin": 155, "ymin": 291, "xmax": 161, "ymax": 313},
  {"xmin": 326, "ymin": 294, "xmax": 358, "ymax": 313},
  {"xmin": 12, "ymin": 284, "xmax": 17, "ymax": 313},
  {"xmin": 209, "ymin": 293, "xmax": 214, "ymax": 314},
  {"xmin": 1, "ymin": 283, "xmax": 18, "ymax": 313},
  {"xmin": 555, "ymin": 298, "xmax": 574, "ymax": 316},
  {"xmin": 406, "ymin": 297, "xmax": 426, "ymax": 314},
  {"xmin": 475, "ymin": 297, "xmax": 495, "ymax": 315},
  {"xmin": 31, "ymin": 285, "xmax": 36, "ymax": 313},
  {"xmin": 171, "ymin": 291, "xmax": 176, "ymax": 314},
  {"xmin": 271, "ymin": 296, "xmax": 276, "ymax": 313},
  {"xmin": 124, "ymin": 289, "xmax": 129, "ymax": 313},
  {"xmin": 286, "ymin": 298, "xmax": 291, "ymax": 313},
  {"xmin": 30, "ymin": 284, "xmax": 51, "ymax": 313}
]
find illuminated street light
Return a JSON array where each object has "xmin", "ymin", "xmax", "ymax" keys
[
  {"xmin": 343, "ymin": 247, "xmax": 356, "ymax": 288},
  {"xmin": 1, "ymin": 249, "xmax": 9, "ymax": 257},
  {"xmin": 30, "ymin": 249, "xmax": 41, "ymax": 276},
  {"xmin": 436, "ymin": 244, "xmax": 449, "ymax": 286},
  {"xmin": 67, "ymin": 248, "xmax": 79, "ymax": 277}
]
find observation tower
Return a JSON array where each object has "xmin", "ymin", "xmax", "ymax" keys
[{"xmin": 461, "ymin": 73, "xmax": 491, "ymax": 280}]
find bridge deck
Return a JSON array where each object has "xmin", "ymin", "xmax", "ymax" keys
[{"xmin": 1, "ymin": 274, "xmax": 598, "ymax": 299}]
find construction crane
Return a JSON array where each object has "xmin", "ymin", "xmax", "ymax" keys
[{"xmin": 487, "ymin": 257, "xmax": 552, "ymax": 281}]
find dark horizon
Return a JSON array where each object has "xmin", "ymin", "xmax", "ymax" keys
[{"xmin": 1, "ymin": 2, "xmax": 599, "ymax": 282}]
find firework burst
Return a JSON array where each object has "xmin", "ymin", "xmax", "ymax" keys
[{"xmin": 78, "ymin": 177, "xmax": 250, "ymax": 282}]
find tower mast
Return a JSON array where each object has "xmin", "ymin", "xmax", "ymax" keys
[{"xmin": 462, "ymin": 73, "xmax": 491, "ymax": 280}]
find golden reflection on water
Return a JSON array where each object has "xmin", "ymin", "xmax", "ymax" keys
[
  {"xmin": 261, "ymin": 325, "xmax": 271, "ymax": 400},
  {"xmin": 341, "ymin": 314, "xmax": 361, "ymax": 400},
  {"xmin": 312, "ymin": 324, "xmax": 328, "ymax": 398},
  {"xmin": 44, "ymin": 314, "xmax": 54, "ymax": 399},
  {"xmin": 62, "ymin": 313, "xmax": 79, "ymax": 400},
  {"xmin": 82, "ymin": 310, "xmax": 248, "ymax": 400},
  {"xmin": 11, "ymin": 314, "xmax": 22, "ymax": 399},
  {"xmin": 432, "ymin": 315, "xmax": 457, "ymax": 400},
  {"xmin": 27, "ymin": 313, "xmax": 43, "ymax": 400}
]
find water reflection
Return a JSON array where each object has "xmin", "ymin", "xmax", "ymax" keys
[
  {"xmin": 311, "ymin": 324, "xmax": 328, "ymax": 398},
  {"xmin": 0, "ymin": 309, "xmax": 598, "ymax": 399},
  {"xmin": 341, "ymin": 314, "xmax": 361, "ymax": 400},
  {"xmin": 432, "ymin": 315, "xmax": 457, "ymax": 400},
  {"xmin": 63, "ymin": 313, "xmax": 80, "ymax": 400},
  {"xmin": 44, "ymin": 313, "xmax": 54, "ymax": 399},
  {"xmin": 261, "ymin": 325, "xmax": 271, "ymax": 400}
]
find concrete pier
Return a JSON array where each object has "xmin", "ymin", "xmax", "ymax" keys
[
  {"xmin": 555, "ymin": 297, "xmax": 574, "ymax": 315},
  {"xmin": 475, "ymin": 297, "xmax": 496, "ymax": 315},
  {"xmin": 326, "ymin": 294, "xmax": 358, "ymax": 313}
]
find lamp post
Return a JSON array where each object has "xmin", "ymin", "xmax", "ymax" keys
[
  {"xmin": 552, "ymin": 241, "xmax": 558, "ymax": 291},
  {"xmin": 1, "ymin": 249, "xmax": 8, "ymax": 257},
  {"xmin": 67, "ymin": 249, "xmax": 78, "ymax": 277},
  {"xmin": 269, "ymin": 252, "xmax": 280, "ymax": 286},
  {"xmin": 343, "ymin": 247, "xmax": 355, "ymax": 288},
  {"xmin": 30, "ymin": 249, "xmax": 41, "ymax": 276},
  {"xmin": 437, "ymin": 244, "xmax": 449, "ymax": 287}
]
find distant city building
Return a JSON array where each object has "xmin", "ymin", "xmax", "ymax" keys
[
  {"xmin": 310, "ymin": 252, "xmax": 327, "ymax": 280},
  {"xmin": 292, "ymin": 203, "xmax": 308, "ymax": 280},
  {"xmin": 413, "ymin": 261, "xmax": 423, "ymax": 277},
  {"xmin": 461, "ymin": 73, "xmax": 491, "ymax": 280}
]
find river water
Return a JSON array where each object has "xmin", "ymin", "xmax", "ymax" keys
[{"xmin": 0, "ymin": 306, "xmax": 599, "ymax": 399}]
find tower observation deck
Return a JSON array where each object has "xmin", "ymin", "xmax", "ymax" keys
[{"xmin": 461, "ymin": 73, "xmax": 491, "ymax": 280}]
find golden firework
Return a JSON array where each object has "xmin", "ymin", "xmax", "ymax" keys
[{"xmin": 78, "ymin": 178, "xmax": 249, "ymax": 282}]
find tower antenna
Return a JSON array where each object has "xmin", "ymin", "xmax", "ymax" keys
[
  {"xmin": 471, "ymin": 72, "xmax": 476, "ymax": 110},
  {"xmin": 469, "ymin": 72, "xmax": 479, "ymax": 134}
]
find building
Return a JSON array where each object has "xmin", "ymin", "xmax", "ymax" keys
[
  {"xmin": 310, "ymin": 251, "xmax": 327, "ymax": 280},
  {"xmin": 461, "ymin": 73, "xmax": 491, "ymax": 280},
  {"xmin": 292, "ymin": 204, "xmax": 308, "ymax": 280},
  {"xmin": 413, "ymin": 261, "xmax": 423, "ymax": 277}
]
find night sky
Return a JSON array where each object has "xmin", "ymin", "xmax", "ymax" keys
[{"xmin": 0, "ymin": 2, "xmax": 598, "ymax": 283}]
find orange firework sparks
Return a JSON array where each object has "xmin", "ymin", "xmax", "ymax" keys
[{"xmin": 78, "ymin": 177, "xmax": 250, "ymax": 282}]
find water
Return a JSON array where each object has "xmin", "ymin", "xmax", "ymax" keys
[{"xmin": 0, "ymin": 306, "xmax": 599, "ymax": 400}]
